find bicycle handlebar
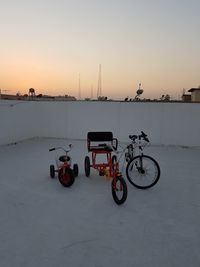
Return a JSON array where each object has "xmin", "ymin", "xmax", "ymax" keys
[
  {"xmin": 129, "ymin": 134, "xmax": 137, "ymax": 141},
  {"xmin": 49, "ymin": 148, "xmax": 55, "ymax": 151},
  {"xmin": 129, "ymin": 131, "xmax": 149, "ymax": 142},
  {"xmin": 141, "ymin": 131, "xmax": 149, "ymax": 142}
]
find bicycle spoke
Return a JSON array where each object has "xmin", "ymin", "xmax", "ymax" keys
[{"xmin": 126, "ymin": 155, "xmax": 160, "ymax": 189}]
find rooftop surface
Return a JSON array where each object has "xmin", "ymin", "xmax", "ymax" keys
[{"xmin": 0, "ymin": 138, "xmax": 200, "ymax": 267}]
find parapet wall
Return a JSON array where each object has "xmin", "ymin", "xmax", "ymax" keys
[{"xmin": 0, "ymin": 100, "xmax": 199, "ymax": 147}]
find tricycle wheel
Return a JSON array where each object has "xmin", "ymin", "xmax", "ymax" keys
[
  {"xmin": 84, "ymin": 156, "xmax": 90, "ymax": 177},
  {"xmin": 58, "ymin": 168, "xmax": 74, "ymax": 187},
  {"xmin": 112, "ymin": 176, "xmax": 128, "ymax": 205},
  {"xmin": 73, "ymin": 164, "xmax": 79, "ymax": 177},
  {"xmin": 50, "ymin": 165, "xmax": 55, "ymax": 178}
]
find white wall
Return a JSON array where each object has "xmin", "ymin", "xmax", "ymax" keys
[
  {"xmin": 0, "ymin": 100, "xmax": 200, "ymax": 147},
  {"xmin": 0, "ymin": 101, "xmax": 38, "ymax": 144}
]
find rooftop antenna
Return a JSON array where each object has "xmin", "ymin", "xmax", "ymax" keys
[
  {"xmin": 78, "ymin": 73, "xmax": 81, "ymax": 100},
  {"xmin": 97, "ymin": 64, "xmax": 102, "ymax": 99},
  {"xmin": 91, "ymin": 84, "xmax": 93, "ymax": 99}
]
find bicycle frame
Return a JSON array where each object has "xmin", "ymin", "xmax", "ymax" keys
[
  {"xmin": 112, "ymin": 132, "xmax": 149, "ymax": 173},
  {"xmin": 91, "ymin": 150, "xmax": 121, "ymax": 181},
  {"xmin": 125, "ymin": 132, "xmax": 149, "ymax": 159}
]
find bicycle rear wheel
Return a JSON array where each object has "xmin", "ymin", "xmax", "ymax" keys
[
  {"xmin": 126, "ymin": 155, "xmax": 160, "ymax": 189},
  {"xmin": 111, "ymin": 176, "xmax": 128, "ymax": 205}
]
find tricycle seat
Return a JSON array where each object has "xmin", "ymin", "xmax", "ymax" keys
[{"xmin": 59, "ymin": 155, "xmax": 70, "ymax": 162}]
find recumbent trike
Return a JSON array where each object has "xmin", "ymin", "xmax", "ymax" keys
[{"xmin": 84, "ymin": 132, "xmax": 128, "ymax": 205}]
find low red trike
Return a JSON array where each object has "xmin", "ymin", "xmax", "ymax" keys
[
  {"xmin": 84, "ymin": 132, "xmax": 128, "ymax": 205},
  {"xmin": 49, "ymin": 144, "xmax": 79, "ymax": 187}
]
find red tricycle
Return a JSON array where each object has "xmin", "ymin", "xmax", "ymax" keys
[
  {"xmin": 84, "ymin": 132, "xmax": 127, "ymax": 205},
  {"xmin": 49, "ymin": 144, "xmax": 79, "ymax": 187}
]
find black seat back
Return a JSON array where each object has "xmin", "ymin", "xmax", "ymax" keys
[
  {"xmin": 87, "ymin": 132, "xmax": 118, "ymax": 151},
  {"xmin": 87, "ymin": 132, "xmax": 113, "ymax": 142}
]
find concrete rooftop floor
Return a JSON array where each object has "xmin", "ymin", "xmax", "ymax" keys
[{"xmin": 0, "ymin": 138, "xmax": 200, "ymax": 267}]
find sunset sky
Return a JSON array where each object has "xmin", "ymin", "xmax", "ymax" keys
[{"xmin": 0, "ymin": 0, "xmax": 200, "ymax": 100}]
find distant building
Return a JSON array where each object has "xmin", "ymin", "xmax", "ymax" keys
[
  {"xmin": 182, "ymin": 94, "xmax": 191, "ymax": 102},
  {"xmin": 54, "ymin": 95, "xmax": 76, "ymax": 101},
  {"xmin": 0, "ymin": 94, "xmax": 76, "ymax": 101},
  {"xmin": 0, "ymin": 94, "xmax": 24, "ymax": 100},
  {"xmin": 188, "ymin": 88, "xmax": 200, "ymax": 102}
]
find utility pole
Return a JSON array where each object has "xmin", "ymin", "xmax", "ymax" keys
[{"xmin": 78, "ymin": 73, "xmax": 81, "ymax": 100}]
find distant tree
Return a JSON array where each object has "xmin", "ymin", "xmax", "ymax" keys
[
  {"xmin": 160, "ymin": 94, "xmax": 170, "ymax": 101},
  {"xmin": 164, "ymin": 94, "xmax": 170, "ymax": 101},
  {"xmin": 98, "ymin": 96, "xmax": 107, "ymax": 101}
]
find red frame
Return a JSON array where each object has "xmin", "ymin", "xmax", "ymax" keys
[
  {"xmin": 90, "ymin": 149, "xmax": 120, "ymax": 180},
  {"xmin": 86, "ymin": 132, "xmax": 122, "ymax": 191},
  {"xmin": 55, "ymin": 160, "xmax": 71, "ymax": 175}
]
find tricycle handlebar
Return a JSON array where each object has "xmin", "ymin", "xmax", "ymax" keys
[{"xmin": 49, "ymin": 145, "xmax": 72, "ymax": 153}]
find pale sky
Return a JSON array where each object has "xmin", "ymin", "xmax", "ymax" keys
[{"xmin": 0, "ymin": 0, "xmax": 199, "ymax": 99}]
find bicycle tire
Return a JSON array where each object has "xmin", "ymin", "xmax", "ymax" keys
[
  {"xmin": 126, "ymin": 155, "xmax": 160, "ymax": 189},
  {"xmin": 111, "ymin": 176, "xmax": 128, "ymax": 205}
]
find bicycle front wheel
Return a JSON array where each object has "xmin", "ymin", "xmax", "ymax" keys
[{"xmin": 126, "ymin": 155, "xmax": 160, "ymax": 189}]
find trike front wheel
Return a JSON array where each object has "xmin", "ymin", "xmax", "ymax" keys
[{"xmin": 112, "ymin": 176, "xmax": 128, "ymax": 205}]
